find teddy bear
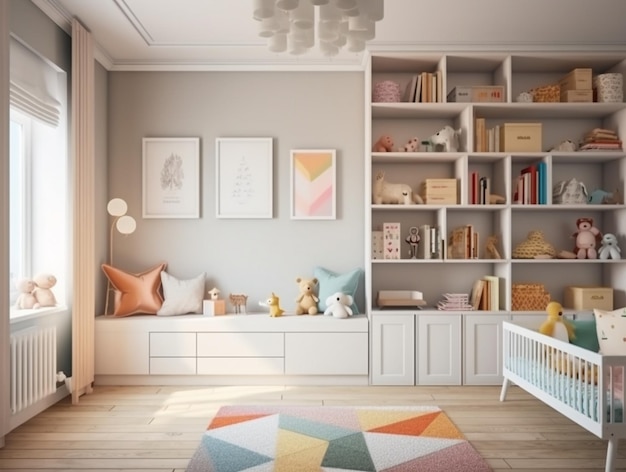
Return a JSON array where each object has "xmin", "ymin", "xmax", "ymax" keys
[
  {"xmin": 323, "ymin": 292, "xmax": 354, "ymax": 319},
  {"xmin": 397, "ymin": 137, "xmax": 419, "ymax": 152},
  {"xmin": 598, "ymin": 233, "xmax": 621, "ymax": 260},
  {"xmin": 32, "ymin": 273, "xmax": 57, "ymax": 308},
  {"xmin": 372, "ymin": 171, "xmax": 424, "ymax": 205},
  {"xmin": 372, "ymin": 135, "xmax": 394, "ymax": 152},
  {"xmin": 14, "ymin": 278, "xmax": 37, "ymax": 309},
  {"xmin": 572, "ymin": 217, "xmax": 601, "ymax": 259},
  {"xmin": 295, "ymin": 277, "xmax": 319, "ymax": 315}
]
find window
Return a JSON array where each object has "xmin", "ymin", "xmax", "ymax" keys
[{"xmin": 9, "ymin": 38, "xmax": 68, "ymax": 317}]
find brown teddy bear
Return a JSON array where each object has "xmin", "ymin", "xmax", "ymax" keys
[
  {"xmin": 372, "ymin": 135, "xmax": 394, "ymax": 152},
  {"xmin": 295, "ymin": 277, "xmax": 319, "ymax": 315}
]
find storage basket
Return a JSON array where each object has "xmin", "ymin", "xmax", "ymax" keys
[
  {"xmin": 512, "ymin": 283, "xmax": 551, "ymax": 311},
  {"xmin": 594, "ymin": 73, "xmax": 623, "ymax": 103},
  {"xmin": 372, "ymin": 80, "xmax": 401, "ymax": 102},
  {"xmin": 512, "ymin": 230, "xmax": 556, "ymax": 259},
  {"xmin": 531, "ymin": 84, "xmax": 560, "ymax": 103}
]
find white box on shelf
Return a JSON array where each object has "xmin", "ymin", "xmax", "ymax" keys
[
  {"xmin": 383, "ymin": 222, "xmax": 401, "ymax": 260},
  {"xmin": 372, "ymin": 230, "xmax": 384, "ymax": 259},
  {"xmin": 203, "ymin": 299, "xmax": 226, "ymax": 316}
]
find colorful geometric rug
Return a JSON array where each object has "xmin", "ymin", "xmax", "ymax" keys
[{"xmin": 186, "ymin": 405, "xmax": 492, "ymax": 472}]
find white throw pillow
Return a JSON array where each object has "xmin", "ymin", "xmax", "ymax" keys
[
  {"xmin": 157, "ymin": 271, "xmax": 206, "ymax": 316},
  {"xmin": 594, "ymin": 307, "xmax": 626, "ymax": 355}
]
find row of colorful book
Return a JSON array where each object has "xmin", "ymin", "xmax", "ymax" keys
[{"xmin": 513, "ymin": 162, "xmax": 547, "ymax": 204}]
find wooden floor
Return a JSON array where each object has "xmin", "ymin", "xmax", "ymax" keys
[{"xmin": 0, "ymin": 384, "xmax": 625, "ymax": 471}]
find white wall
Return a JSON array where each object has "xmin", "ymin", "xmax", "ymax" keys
[{"xmin": 107, "ymin": 71, "xmax": 365, "ymax": 312}]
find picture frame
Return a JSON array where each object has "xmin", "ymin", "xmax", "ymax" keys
[
  {"xmin": 290, "ymin": 149, "xmax": 336, "ymax": 220},
  {"xmin": 215, "ymin": 137, "xmax": 273, "ymax": 219},
  {"xmin": 142, "ymin": 137, "xmax": 200, "ymax": 219}
]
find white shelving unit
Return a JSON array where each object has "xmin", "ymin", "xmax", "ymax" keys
[{"xmin": 366, "ymin": 51, "xmax": 626, "ymax": 386}]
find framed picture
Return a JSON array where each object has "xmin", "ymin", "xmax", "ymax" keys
[
  {"xmin": 215, "ymin": 137, "xmax": 273, "ymax": 218},
  {"xmin": 290, "ymin": 149, "xmax": 336, "ymax": 220},
  {"xmin": 142, "ymin": 137, "xmax": 200, "ymax": 218}
]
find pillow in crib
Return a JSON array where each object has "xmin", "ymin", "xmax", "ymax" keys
[
  {"xmin": 157, "ymin": 271, "xmax": 206, "ymax": 316},
  {"xmin": 570, "ymin": 318, "xmax": 600, "ymax": 353},
  {"xmin": 594, "ymin": 307, "xmax": 626, "ymax": 355}
]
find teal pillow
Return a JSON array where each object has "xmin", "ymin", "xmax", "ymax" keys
[
  {"xmin": 314, "ymin": 267, "xmax": 362, "ymax": 314},
  {"xmin": 570, "ymin": 318, "xmax": 600, "ymax": 353}
]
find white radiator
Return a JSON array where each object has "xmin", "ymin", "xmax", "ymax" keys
[{"xmin": 10, "ymin": 326, "xmax": 57, "ymax": 415}]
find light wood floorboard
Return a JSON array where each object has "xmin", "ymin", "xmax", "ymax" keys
[{"xmin": 1, "ymin": 384, "xmax": 625, "ymax": 471}]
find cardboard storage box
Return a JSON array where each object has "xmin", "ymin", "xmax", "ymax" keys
[
  {"xmin": 499, "ymin": 123, "xmax": 542, "ymax": 152},
  {"xmin": 420, "ymin": 179, "xmax": 458, "ymax": 204},
  {"xmin": 559, "ymin": 68, "xmax": 593, "ymax": 91},
  {"xmin": 564, "ymin": 286, "xmax": 613, "ymax": 311},
  {"xmin": 447, "ymin": 85, "xmax": 505, "ymax": 103},
  {"xmin": 560, "ymin": 89, "xmax": 593, "ymax": 102}
]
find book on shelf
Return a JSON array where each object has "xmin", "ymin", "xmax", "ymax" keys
[
  {"xmin": 417, "ymin": 224, "xmax": 431, "ymax": 259},
  {"xmin": 482, "ymin": 275, "xmax": 501, "ymax": 311},
  {"xmin": 521, "ymin": 165, "xmax": 537, "ymax": 204},
  {"xmin": 470, "ymin": 279, "xmax": 485, "ymax": 311},
  {"xmin": 404, "ymin": 74, "xmax": 419, "ymax": 102},
  {"xmin": 479, "ymin": 176, "xmax": 491, "ymax": 205},
  {"xmin": 474, "ymin": 118, "xmax": 486, "ymax": 152},
  {"xmin": 437, "ymin": 293, "xmax": 473, "ymax": 311},
  {"xmin": 537, "ymin": 161, "xmax": 547, "ymax": 204}
]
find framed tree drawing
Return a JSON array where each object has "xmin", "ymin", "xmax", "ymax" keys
[
  {"xmin": 215, "ymin": 137, "xmax": 273, "ymax": 218},
  {"xmin": 290, "ymin": 149, "xmax": 336, "ymax": 220},
  {"xmin": 142, "ymin": 137, "xmax": 200, "ymax": 218}
]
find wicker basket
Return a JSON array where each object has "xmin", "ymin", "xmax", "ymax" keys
[
  {"xmin": 512, "ymin": 283, "xmax": 551, "ymax": 311},
  {"xmin": 531, "ymin": 84, "xmax": 560, "ymax": 103},
  {"xmin": 512, "ymin": 230, "xmax": 556, "ymax": 259}
]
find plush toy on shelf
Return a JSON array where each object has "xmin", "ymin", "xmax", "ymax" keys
[
  {"xmin": 572, "ymin": 217, "xmax": 602, "ymax": 259},
  {"xmin": 372, "ymin": 171, "xmax": 424, "ymax": 205},
  {"xmin": 323, "ymin": 292, "xmax": 354, "ymax": 319},
  {"xmin": 262, "ymin": 292, "xmax": 285, "ymax": 318},
  {"xmin": 428, "ymin": 125, "xmax": 461, "ymax": 152},
  {"xmin": 14, "ymin": 278, "xmax": 37, "ymax": 309},
  {"xmin": 599, "ymin": 233, "xmax": 622, "ymax": 260},
  {"xmin": 33, "ymin": 273, "xmax": 57, "ymax": 308},
  {"xmin": 372, "ymin": 135, "xmax": 394, "ymax": 152},
  {"xmin": 397, "ymin": 137, "xmax": 419, "ymax": 152},
  {"xmin": 540, "ymin": 301, "xmax": 575, "ymax": 343},
  {"xmin": 295, "ymin": 277, "xmax": 319, "ymax": 315}
]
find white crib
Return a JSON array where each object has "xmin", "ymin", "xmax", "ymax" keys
[{"xmin": 500, "ymin": 321, "xmax": 626, "ymax": 472}]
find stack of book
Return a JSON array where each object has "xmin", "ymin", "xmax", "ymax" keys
[
  {"xmin": 416, "ymin": 224, "xmax": 443, "ymax": 259},
  {"xmin": 513, "ymin": 162, "xmax": 547, "ymax": 205},
  {"xmin": 469, "ymin": 172, "xmax": 491, "ymax": 204},
  {"xmin": 437, "ymin": 293, "xmax": 473, "ymax": 311},
  {"xmin": 403, "ymin": 71, "xmax": 443, "ymax": 103},
  {"xmin": 448, "ymin": 224, "xmax": 479, "ymax": 259},
  {"xmin": 474, "ymin": 118, "xmax": 502, "ymax": 152},
  {"xmin": 579, "ymin": 128, "xmax": 622, "ymax": 151},
  {"xmin": 470, "ymin": 275, "xmax": 501, "ymax": 311}
]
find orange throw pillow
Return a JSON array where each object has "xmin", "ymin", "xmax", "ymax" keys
[{"xmin": 102, "ymin": 262, "xmax": 166, "ymax": 317}]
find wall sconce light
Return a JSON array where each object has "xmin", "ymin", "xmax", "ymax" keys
[{"xmin": 105, "ymin": 198, "xmax": 136, "ymax": 315}]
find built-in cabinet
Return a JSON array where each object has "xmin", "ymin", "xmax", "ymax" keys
[
  {"xmin": 366, "ymin": 51, "xmax": 626, "ymax": 385},
  {"xmin": 95, "ymin": 314, "xmax": 369, "ymax": 385}
]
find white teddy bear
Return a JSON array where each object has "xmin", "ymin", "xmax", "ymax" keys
[{"xmin": 323, "ymin": 292, "xmax": 354, "ymax": 319}]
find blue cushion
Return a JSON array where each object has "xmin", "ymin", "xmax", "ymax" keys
[
  {"xmin": 314, "ymin": 266, "xmax": 362, "ymax": 314},
  {"xmin": 570, "ymin": 318, "xmax": 600, "ymax": 353}
]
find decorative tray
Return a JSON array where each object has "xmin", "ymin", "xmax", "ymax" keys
[{"xmin": 377, "ymin": 290, "xmax": 427, "ymax": 308}]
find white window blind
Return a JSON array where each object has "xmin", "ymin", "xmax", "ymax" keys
[{"xmin": 10, "ymin": 38, "xmax": 62, "ymax": 127}]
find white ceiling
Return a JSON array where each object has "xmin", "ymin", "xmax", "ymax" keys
[{"xmin": 32, "ymin": 0, "xmax": 626, "ymax": 71}]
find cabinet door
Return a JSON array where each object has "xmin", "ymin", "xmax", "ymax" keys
[
  {"xmin": 417, "ymin": 315, "xmax": 461, "ymax": 385},
  {"xmin": 95, "ymin": 330, "xmax": 149, "ymax": 375},
  {"xmin": 371, "ymin": 315, "xmax": 415, "ymax": 385},
  {"xmin": 285, "ymin": 332, "xmax": 368, "ymax": 375},
  {"xmin": 464, "ymin": 314, "xmax": 508, "ymax": 385}
]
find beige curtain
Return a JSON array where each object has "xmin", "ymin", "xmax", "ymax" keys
[{"xmin": 71, "ymin": 18, "xmax": 95, "ymax": 404}]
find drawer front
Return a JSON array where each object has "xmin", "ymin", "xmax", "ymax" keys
[
  {"xmin": 150, "ymin": 332, "xmax": 196, "ymax": 357},
  {"xmin": 285, "ymin": 332, "xmax": 369, "ymax": 375},
  {"xmin": 197, "ymin": 357, "xmax": 284, "ymax": 375},
  {"xmin": 197, "ymin": 332, "xmax": 284, "ymax": 357},
  {"xmin": 96, "ymin": 330, "xmax": 149, "ymax": 375},
  {"xmin": 150, "ymin": 357, "xmax": 196, "ymax": 375}
]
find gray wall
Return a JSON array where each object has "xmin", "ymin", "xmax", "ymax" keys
[{"xmin": 107, "ymin": 71, "xmax": 365, "ymax": 312}]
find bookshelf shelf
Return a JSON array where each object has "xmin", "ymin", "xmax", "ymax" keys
[{"xmin": 367, "ymin": 50, "xmax": 626, "ymax": 386}]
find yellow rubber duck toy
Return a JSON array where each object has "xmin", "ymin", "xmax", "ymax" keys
[{"xmin": 539, "ymin": 301, "xmax": 575, "ymax": 342}]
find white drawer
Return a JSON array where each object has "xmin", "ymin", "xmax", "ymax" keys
[
  {"xmin": 197, "ymin": 357, "xmax": 284, "ymax": 375},
  {"xmin": 285, "ymin": 332, "xmax": 369, "ymax": 375},
  {"xmin": 150, "ymin": 357, "xmax": 196, "ymax": 375},
  {"xmin": 197, "ymin": 332, "xmax": 283, "ymax": 357},
  {"xmin": 150, "ymin": 332, "xmax": 196, "ymax": 357}
]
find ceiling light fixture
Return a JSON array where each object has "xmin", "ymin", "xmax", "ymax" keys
[{"xmin": 253, "ymin": 0, "xmax": 384, "ymax": 57}]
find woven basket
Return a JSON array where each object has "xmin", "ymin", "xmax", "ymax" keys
[
  {"xmin": 531, "ymin": 84, "xmax": 560, "ymax": 103},
  {"xmin": 372, "ymin": 80, "xmax": 401, "ymax": 103},
  {"xmin": 512, "ymin": 230, "xmax": 556, "ymax": 259},
  {"xmin": 512, "ymin": 283, "xmax": 551, "ymax": 311}
]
